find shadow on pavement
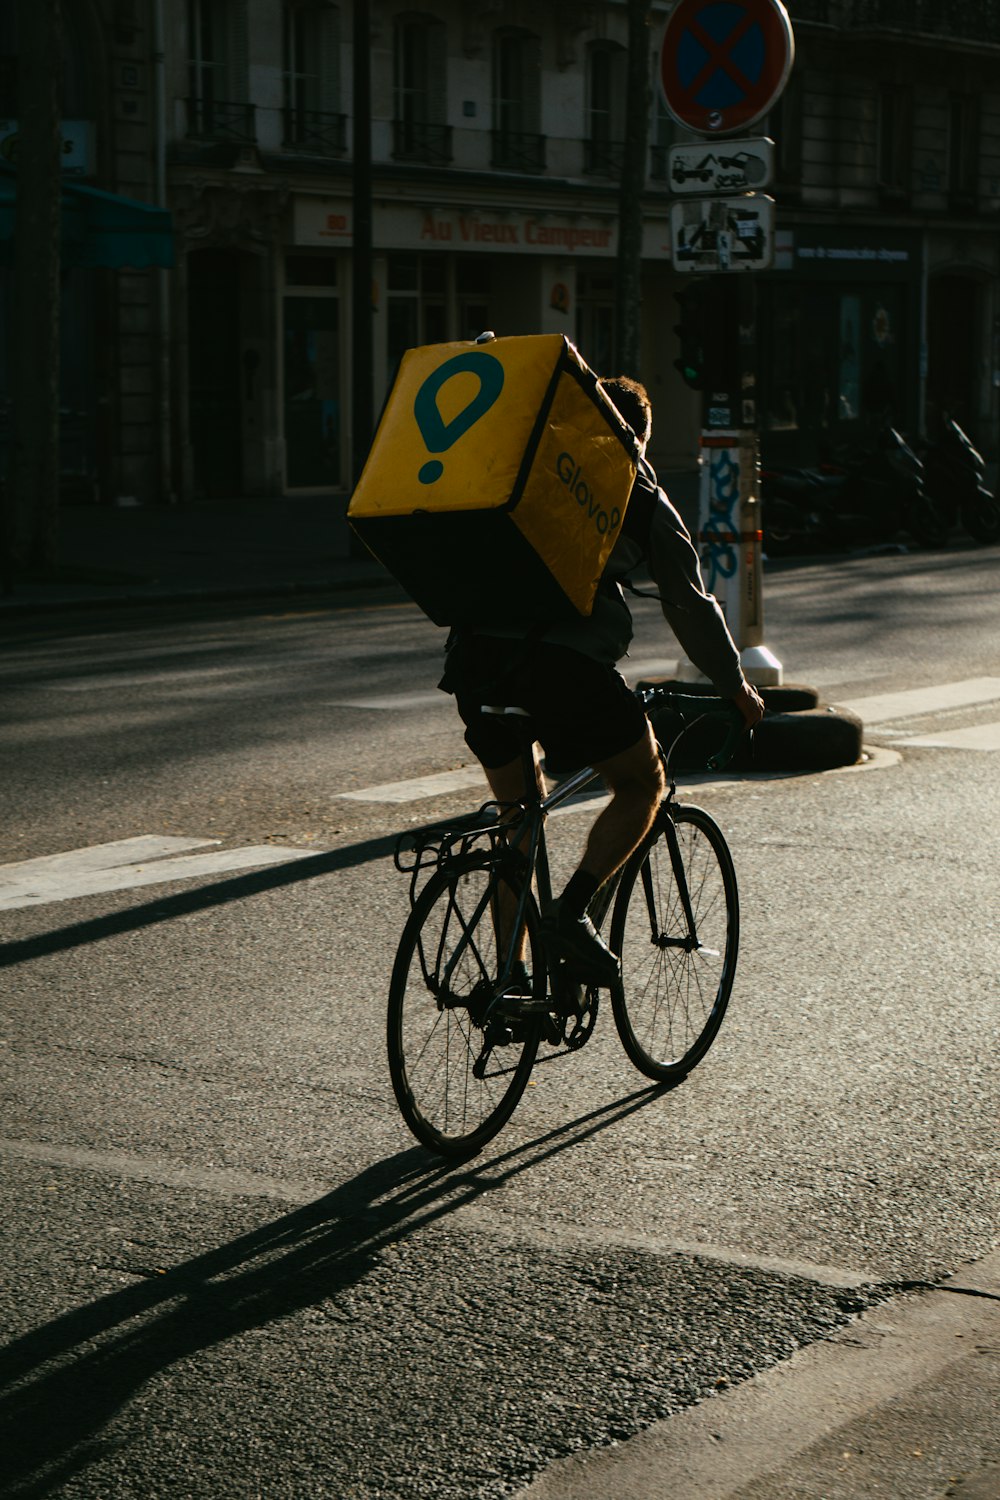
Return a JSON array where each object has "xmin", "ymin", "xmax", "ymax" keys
[{"xmin": 0, "ymin": 1087, "xmax": 666, "ymax": 1497}]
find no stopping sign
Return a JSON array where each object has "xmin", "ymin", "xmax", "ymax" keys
[{"xmin": 659, "ymin": 0, "xmax": 795, "ymax": 136}]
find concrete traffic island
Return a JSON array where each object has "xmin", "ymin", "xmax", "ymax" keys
[{"xmin": 640, "ymin": 680, "xmax": 865, "ymax": 773}]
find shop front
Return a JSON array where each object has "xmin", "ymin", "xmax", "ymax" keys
[
  {"xmin": 757, "ymin": 224, "xmax": 922, "ymax": 466},
  {"xmin": 284, "ymin": 195, "xmax": 672, "ymax": 499}
]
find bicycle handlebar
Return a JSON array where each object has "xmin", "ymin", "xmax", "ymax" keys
[{"xmin": 637, "ymin": 687, "xmax": 748, "ymax": 772}]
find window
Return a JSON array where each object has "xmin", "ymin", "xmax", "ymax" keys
[
  {"xmin": 576, "ymin": 272, "xmax": 616, "ymax": 375},
  {"xmin": 284, "ymin": 257, "xmax": 341, "ymax": 488},
  {"xmin": 584, "ymin": 41, "xmax": 625, "ymax": 176},
  {"xmin": 386, "ymin": 255, "xmax": 448, "ymax": 373},
  {"xmin": 650, "ymin": 92, "xmax": 677, "ymax": 181},
  {"xmin": 877, "ymin": 82, "xmax": 912, "ymax": 198},
  {"xmin": 492, "ymin": 29, "xmax": 544, "ymax": 172},
  {"xmin": 283, "ymin": 2, "xmax": 344, "ymax": 154},
  {"xmin": 948, "ymin": 92, "xmax": 979, "ymax": 209},
  {"xmin": 767, "ymin": 75, "xmax": 802, "ymax": 192},
  {"xmin": 393, "ymin": 12, "xmax": 450, "ymax": 163},
  {"xmin": 186, "ymin": 0, "xmax": 253, "ymax": 141}
]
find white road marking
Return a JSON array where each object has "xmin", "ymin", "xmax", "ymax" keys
[
  {"xmin": 896, "ymin": 722, "xmax": 1000, "ymax": 751},
  {"xmin": 0, "ymin": 835, "xmax": 314, "ymax": 911},
  {"xmin": 337, "ymin": 767, "xmax": 488, "ymax": 803},
  {"xmin": 329, "ymin": 690, "xmax": 447, "ymax": 710},
  {"xmin": 835, "ymin": 676, "xmax": 1000, "ymax": 724}
]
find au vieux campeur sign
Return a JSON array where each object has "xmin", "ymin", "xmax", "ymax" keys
[{"xmin": 660, "ymin": 0, "xmax": 794, "ymax": 136}]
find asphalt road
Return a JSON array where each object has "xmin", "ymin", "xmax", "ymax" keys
[{"xmin": 1, "ymin": 542, "xmax": 998, "ymax": 1498}]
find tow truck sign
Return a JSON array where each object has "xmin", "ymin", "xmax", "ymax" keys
[{"xmin": 669, "ymin": 137, "xmax": 774, "ymax": 194}]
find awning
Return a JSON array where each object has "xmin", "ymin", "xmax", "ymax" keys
[{"xmin": 0, "ymin": 171, "xmax": 174, "ymax": 269}]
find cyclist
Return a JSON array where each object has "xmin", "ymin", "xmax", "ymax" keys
[{"xmin": 440, "ymin": 376, "xmax": 764, "ymax": 987}]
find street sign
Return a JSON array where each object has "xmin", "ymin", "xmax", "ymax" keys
[
  {"xmin": 659, "ymin": 0, "xmax": 795, "ymax": 136},
  {"xmin": 670, "ymin": 194, "xmax": 775, "ymax": 273},
  {"xmin": 669, "ymin": 137, "xmax": 774, "ymax": 194}
]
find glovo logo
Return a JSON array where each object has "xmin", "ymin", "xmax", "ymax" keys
[
  {"xmin": 413, "ymin": 352, "xmax": 505, "ymax": 483},
  {"xmin": 556, "ymin": 451, "xmax": 622, "ymax": 536}
]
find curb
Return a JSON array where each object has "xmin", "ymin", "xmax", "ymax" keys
[{"xmin": 0, "ymin": 570, "xmax": 402, "ymax": 617}]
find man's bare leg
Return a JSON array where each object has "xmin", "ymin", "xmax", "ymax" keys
[{"xmin": 543, "ymin": 722, "xmax": 665, "ymax": 984}]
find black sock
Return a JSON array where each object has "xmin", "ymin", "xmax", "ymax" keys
[{"xmin": 561, "ymin": 870, "xmax": 600, "ymax": 918}]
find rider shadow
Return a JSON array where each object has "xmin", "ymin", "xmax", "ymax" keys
[{"xmin": 0, "ymin": 1084, "xmax": 666, "ymax": 1497}]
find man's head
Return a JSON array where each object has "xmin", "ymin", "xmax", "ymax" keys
[{"xmin": 600, "ymin": 376, "xmax": 652, "ymax": 451}]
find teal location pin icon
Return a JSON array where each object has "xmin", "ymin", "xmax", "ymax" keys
[{"xmin": 413, "ymin": 352, "xmax": 505, "ymax": 484}]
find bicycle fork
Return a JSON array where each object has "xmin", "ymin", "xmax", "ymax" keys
[{"xmin": 644, "ymin": 810, "xmax": 719, "ymax": 957}]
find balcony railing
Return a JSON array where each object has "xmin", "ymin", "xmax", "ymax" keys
[
  {"xmin": 491, "ymin": 129, "xmax": 547, "ymax": 173},
  {"xmin": 282, "ymin": 108, "xmax": 348, "ymax": 157},
  {"xmin": 185, "ymin": 98, "xmax": 257, "ymax": 145},
  {"xmin": 789, "ymin": 0, "xmax": 1000, "ymax": 41},
  {"xmin": 391, "ymin": 119, "xmax": 453, "ymax": 166},
  {"xmin": 583, "ymin": 138, "xmax": 624, "ymax": 178}
]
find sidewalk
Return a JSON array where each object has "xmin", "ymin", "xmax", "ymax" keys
[
  {"xmin": 0, "ymin": 494, "xmax": 396, "ymax": 616},
  {"xmin": 513, "ymin": 1247, "xmax": 1000, "ymax": 1500},
  {"xmin": 0, "ymin": 473, "xmax": 706, "ymax": 618}
]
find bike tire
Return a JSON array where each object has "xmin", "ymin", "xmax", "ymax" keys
[
  {"xmin": 387, "ymin": 853, "xmax": 542, "ymax": 1158},
  {"xmin": 609, "ymin": 804, "xmax": 739, "ymax": 1083}
]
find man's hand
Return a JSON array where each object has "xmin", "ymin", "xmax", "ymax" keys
[{"xmin": 732, "ymin": 680, "xmax": 766, "ymax": 728}]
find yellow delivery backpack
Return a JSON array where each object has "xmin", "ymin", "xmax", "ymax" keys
[{"xmin": 347, "ymin": 334, "xmax": 640, "ymax": 626}]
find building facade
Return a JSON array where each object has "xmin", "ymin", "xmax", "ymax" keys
[{"xmin": 2, "ymin": 0, "xmax": 1000, "ymax": 530}]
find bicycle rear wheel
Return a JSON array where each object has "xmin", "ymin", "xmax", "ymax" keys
[
  {"xmin": 610, "ymin": 804, "xmax": 738, "ymax": 1083},
  {"xmin": 387, "ymin": 853, "xmax": 542, "ymax": 1157}
]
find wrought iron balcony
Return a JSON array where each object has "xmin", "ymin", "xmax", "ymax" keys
[
  {"xmin": 185, "ymin": 97, "xmax": 257, "ymax": 144},
  {"xmin": 282, "ymin": 108, "xmax": 348, "ymax": 157},
  {"xmin": 185, "ymin": 97, "xmax": 257, "ymax": 145},
  {"xmin": 391, "ymin": 119, "xmax": 453, "ymax": 166},
  {"xmin": 491, "ymin": 129, "xmax": 547, "ymax": 174},
  {"xmin": 788, "ymin": 0, "xmax": 1000, "ymax": 41},
  {"xmin": 583, "ymin": 138, "xmax": 624, "ymax": 178}
]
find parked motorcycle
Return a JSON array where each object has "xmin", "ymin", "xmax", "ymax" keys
[
  {"xmin": 761, "ymin": 426, "xmax": 949, "ymax": 556},
  {"xmin": 919, "ymin": 418, "xmax": 1000, "ymax": 545}
]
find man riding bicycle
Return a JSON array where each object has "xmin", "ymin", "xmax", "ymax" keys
[{"xmin": 440, "ymin": 376, "xmax": 764, "ymax": 987}]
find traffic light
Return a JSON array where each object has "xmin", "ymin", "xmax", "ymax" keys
[{"xmin": 672, "ymin": 276, "xmax": 739, "ymax": 398}]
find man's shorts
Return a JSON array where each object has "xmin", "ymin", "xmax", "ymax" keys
[{"xmin": 446, "ymin": 633, "xmax": 648, "ymax": 773}]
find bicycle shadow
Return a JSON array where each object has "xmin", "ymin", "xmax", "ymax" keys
[{"xmin": 0, "ymin": 1083, "xmax": 666, "ymax": 1497}]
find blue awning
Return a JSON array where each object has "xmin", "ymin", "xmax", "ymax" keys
[{"xmin": 0, "ymin": 171, "xmax": 174, "ymax": 269}]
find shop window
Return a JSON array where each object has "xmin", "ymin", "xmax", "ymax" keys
[
  {"xmin": 576, "ymin": 272, "xmax": 616, "ymax": 374},
  {"xmin": 393, "ymin": 12, "xmax": 450, "ymax": 163},
  {"xmin": 877, "ymin": 82, "xmax": 912, "ymax": 200},
  {"xmin": 283, "ymin": 2, "xmax": 344, "ymax": 156},
  {"xmin": 584, "ymin": 41, "xmax": 625, "ymax": 177},
  {"xmin": 186, "ymin": 0, "xmax": 254, "ymax": 143},
  {"xmin": 386, "ymin": 254, "xmax": 448, "ymax": 373},
  {"xmin": 492, "ymin": 28, "xmax": 545, "ymax": 172},
  {"xmin": 456, "ymin": 259, "xmax": 492, "ymax": 342},
  {"xmin": 948, "ymin": 93, "xmax": 979, "ymax": 210},
  {"xmin": 284, "ymin": 271, "xmax": 341, "ymax": 489}
]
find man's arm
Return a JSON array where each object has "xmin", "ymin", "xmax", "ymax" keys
[{"xmin": 647, "ymin": 488, "xmax": 764, "ymax": 728}]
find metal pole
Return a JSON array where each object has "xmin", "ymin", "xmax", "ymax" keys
[{"xmin": 351, "ymin": 0, "xmax": 374, "ymax": 489}]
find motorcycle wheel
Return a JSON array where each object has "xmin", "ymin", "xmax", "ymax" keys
[
  {"xmin": 907, "ymin": 495, "xmax": 951, "ymax": 550},
  {"xmin": 960, "ymin": 489, "xmax": 1000, "ymax": 545}
]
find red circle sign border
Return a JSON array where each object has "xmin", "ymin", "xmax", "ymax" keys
[{"xmin": 659, "ymin": 0, "xmax": 795, "ymax": 137}]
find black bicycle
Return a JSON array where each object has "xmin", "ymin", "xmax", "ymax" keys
[{"xmin": 387, "ymin": 689, "xmax": 745, "ymax": 1158}]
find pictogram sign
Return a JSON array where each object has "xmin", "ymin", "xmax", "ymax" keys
[{"xmin": 659, "ymin": 0, "xmax": 795, "ymax": 136}]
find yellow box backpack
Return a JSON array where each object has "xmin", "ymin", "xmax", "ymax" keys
[{"xmin": 347, "ymin": 334, "xmax": 639, "ymax": 626}]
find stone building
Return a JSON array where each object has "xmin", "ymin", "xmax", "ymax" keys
[{"xmin": 2, "ymin": 0, "xmax": 999, "ymax": 534}]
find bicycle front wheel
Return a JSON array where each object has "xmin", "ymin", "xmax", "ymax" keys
[
  {"xmin": 610, "ymin": 804, "xmax": 739, "ymax": 1083},
  {"xmin": 387, "ymin": 854, "xmax": 542, "ymax": 1158}
]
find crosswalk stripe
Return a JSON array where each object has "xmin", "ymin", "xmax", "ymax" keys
[
  {"xmin": 337, "ymin": 767, "xmax": 488, "ymax": 803},
  {"xmin": 836, "ymin": 677, "xmax": 1000, "ymax": 724},
  {"xmin": 0, "ymin": 837, "xmax": 314, "ymax": 911},
  {"xmin": 895, "ymin": 723, "xmax": 1000, "ymax": 751}
]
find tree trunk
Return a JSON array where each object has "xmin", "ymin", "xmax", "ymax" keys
[
  {"xmin": 5, "ymin": 0, "xmax": 63, "ymax": 582},
  {"xmin": 615, "ymin": 0, "xmax": 652, "ymax": 380}
]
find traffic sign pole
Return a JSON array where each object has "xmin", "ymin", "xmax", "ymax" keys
[{"xmin": 662, "ymin": 0, "xmax": 791, "ymax": 687}]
